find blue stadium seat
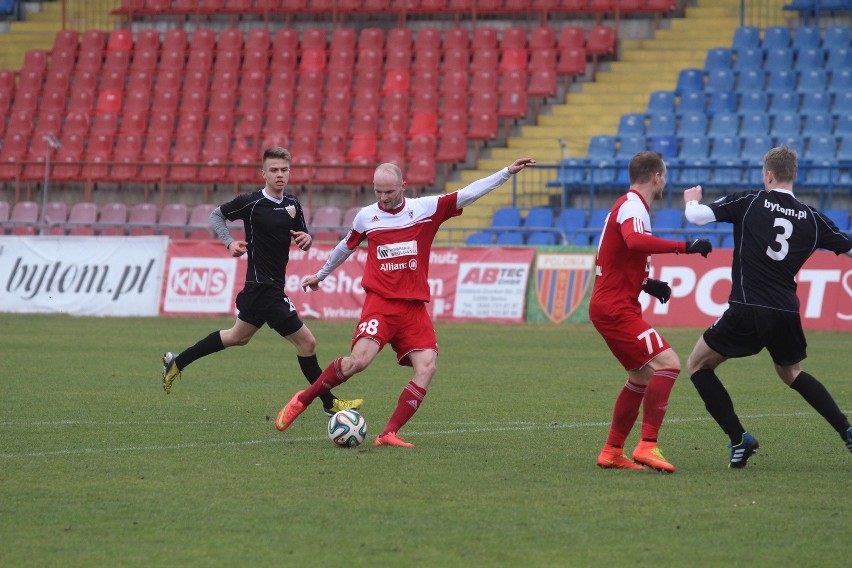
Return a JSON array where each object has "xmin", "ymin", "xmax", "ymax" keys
[
  {"xmin": 823, "ymin": 209, "xmax": 850, "ymax": 231},
  {"xmin": 708, "ymin": 112, "xmax": 739, "ymax": 139},
  {"xmin": 805, "ymin": 135, "xmax": 837, "ymax": 161},
  {"xmin": 798, "ymin": 68, "xmax": 828, "ymax": 93},
  {"xmin": 707, "ymin": 91, "xmax": 737, "ymax": 115},
  {"xmin": 465, "ymin": 231, "xmax": 493, "ymax": 245},
  {"xmin": 792, "ymin": 26, "xmax": 821, "ymax": 53},
  {"xmin": 766, "ymin": 68, "xmax": 796, "ymax": 92},
  {"xmin": 825, "ymin": 46, "xmax": 851, "ymax": 70},
  {"xmin": 648, "ymin": 135, "xmax": 678, "ymax": 159},
  {"xmin": 742, "ymin": 135, "xmax": 773, "ymax": 183},
  {"xmin": 833, "ymin": 91, "xmax": 852, "ymax": 116},
  {"xmin": 555, "ymin": 208, "xmax": 587, "ymax": 244},
  {"xmin": 710, "ymin": 136, "xmax": 743, "ymax": 185},
  {"xmin": 678, "ymin": 112, "xmax": 708, "ymax": 136},
  {"xmin": 653, "ymin": 207, "xmax": 684, "ymax": 240},
  {"xmin": 770, "ymin": 112, "xmax": 802, "ymax": 139},
  {"xmin": 495, "ymin": 231, "xmax": 524, "ymax": 245},
  {"xmin": 802, "ymin": 113, "xmax": 833, "ymax": 138},
  {"xmin": 828, "ymin": 67, "xmax": 851, "ymax": 96},
  {"xmin": 823, "ymin": 26, "xmax": 851, "ymax": 50},
  {"xmin": 675, "ymin": 68, "xmax": 705, "ymax": 95},
  {"xmin": 587, "ymin": 135, "xmax": 617, "ymax": 159},
  {"xmin": 740, "ymin": 113, "xmax": 770, "ymax": 137},
  {"xmin": 732, "ymin": 26, "xmax": 761, "ymax": 52},
  {"xmin": 678, "ymin": 91, "xmax": 706, "ymax": 115},
  {"xmin": 774, "ymin": 136, "xmax": 805, "ymax": 156},
  {"xmin": 587, "ymin": 135, "xmax": 618, "ymax": 184},
  {"xmin": 762, "ymin": 26, "xmax": 791, "ymax": 50},
  {"xmin": 737, "ymin": 69, "xmax": 766, "ymax": 92},
  {"xmin": 837, "ymin": 136, "xmax": 852, "ymax": 161},
  {"xmin": 768, "ymin": 90, "xmax": 799, "ymax": 114},
  {"xmin": 705, "ymin": 48, "xmax": 733, "ymax": 71},
  {"xmin": 489, "ymin": 206, "xmax": 522, "ymax": 236},
  {"xmin": 646, "ymin": 113, "xmax": 677, "ymax": 137},
  {"xmin": 733, "ymin": 47, "xmax": 763, "ymax": 72},
  {"xmin": 794, "ymin": 47, "xmax": 824, "ymax": 71},
  {"xmin": 523, "ymin": 207, "xmax": 554, "ymax": 236},
  {"xmin": 588, "ymin": 207, "xmax": 610, "ymax": 246},
  {"xmin": 678, "ymin": 135, "xmax": 710, "ymax": 160},
  {"xmin": 720, "ymin": 233, "xmax": 735, "ymax": 248},
  {"xmin": 617, "ymin": 113, "xmax": 646, "ymax": 137},
  {"xmin": 739, "ymin": 91, "xmax": 768, "ymax": 114},
  {"xmin": 836, "ymin": 112, "xmax": 852, "ymax": 137},
  {"xmin": 548, "ymin": 158, "xmax": 588, "ymax": 188},
  {"xmin": 803, "ymin": 136, "xmax": 839, "ymax": 186},
  {"xmin": 765, "ymin": 48, "xmax": 794, "ymax": 71},
  {"xmin": 617, "ymin": 135, "xmax": 647, "ymax": 160},
  {"xmin": 527, "ymin": 231, "xmax": 556, "ymax": 246},
  {"xmin": 705, "ymin": 68, "xmax": 736, "ymax": 93},
  {"xmin": 646, "ymin": 91, "xmax": 676, "ymax": 115},
  {"xmin": 800, "ymin": 91, "xmax": 830, "ymax": 116}
]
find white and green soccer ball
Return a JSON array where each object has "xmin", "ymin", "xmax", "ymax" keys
[{"xmin": 327, "ymin": 410, "xmax": 367, "ymax": 448}]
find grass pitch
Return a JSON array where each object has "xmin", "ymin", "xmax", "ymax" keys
[{"xmin": 1, "ymin": 314, "xmax": 850, "ymax": 567}]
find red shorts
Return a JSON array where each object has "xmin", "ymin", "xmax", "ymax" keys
[
  {"xmin": 591, "ymin": 314, "xmax": 672, "ymax": 371},
  {"xmin": 352, "ymin": 294, "xmax": 438, "ymax": 367}
]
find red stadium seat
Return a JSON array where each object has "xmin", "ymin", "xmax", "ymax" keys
[
  {"xmin": 408, "ymin": 111, "xmax": 438, "ymax": 137},
  {"xmin": 98, "ymin": 202, "xmax": 128, "ymax": 236},
  {"xmin": 406, "ymin": 155, "xmax": 436, "ymax": 186},
  {"xmin": 187, "ymin": 204, "xmax": 216, "ymax": 239},
  {"xmin": 127, "ymin": 203, "xmax": 158, "ymax": 236},
  {"xmin": 66, "ymin": 202, "xmax": 98, "ymax": 236},
  {"xmin": 557, "ymin": 46, "xmax": 587, "ymax": 77},
  {"xmin": 42, "ymin": 201, "xmax": 68, "ymax": 235},
  {"xmin": 437, "ymin": 133, "xmax": 468, "ymax": 163},
  {"xmin": 158, "ymin": 203, "xmax": 189, "ymax": 238},
  {"xmin": 358, "ymin": 27, "xmax": 384, "ymax": 51},
  {"xmin": 378, "ymin": 133, "xmax": 407, "ymax": 165},
  {"xmin": 8, "ymin": 201, "xmax": 40, "ymax": 235},
  {"xmin": 301, "ymin": 28, "xmax": 327, "ymax": 51},
  {"xmin": 558, "ymin": 26, "xmax": 586, "ymax": 49},
  {"xmin": 442, "ymin": 27, "xmax": 468, "ymax": 52},
  {"xmin": 472, "ymin": 27, "xmax": 499, "ymax": 50},
  {"xmin": 414, "ymin": 27, "xmax": 442, "ymax": 51}
]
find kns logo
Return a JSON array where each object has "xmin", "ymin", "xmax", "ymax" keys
[{"xmin": 171, "ymin": 267, "xmax": 228, "ymax": 296}]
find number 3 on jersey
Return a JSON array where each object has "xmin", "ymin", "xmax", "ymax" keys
[
  {"xmin": 358, "ymin": 319, "xmax": 380, "ymax": 336},
  {"xmin": 766, "ymin": 217, "xmax": 793, "ymax": 261}
]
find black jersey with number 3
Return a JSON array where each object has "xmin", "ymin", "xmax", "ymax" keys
[
  {"xmin": 708, "ymin": 189, "xmax": 852, "ymax": 312},
  {"xmin": 220, "ymin": 190, "xmax": 309, "ymax": 287}
]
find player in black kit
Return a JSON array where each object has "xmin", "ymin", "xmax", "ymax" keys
[
  {"xmin": 162, "ymin": 147, "xmax": 362, "ymax": 417},
  {"xmin": 682, "ymin": 146, "xmax": 852, "ymax": 468}
]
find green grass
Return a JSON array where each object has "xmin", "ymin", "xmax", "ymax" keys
[{"xmin": 1, "ymin": 315, "xmax": 850, "ymax": 567}]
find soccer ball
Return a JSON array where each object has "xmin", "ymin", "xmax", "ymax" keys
[{"xmin": 327, "ymin": 410, "xmax": 367, "ymax": 448}]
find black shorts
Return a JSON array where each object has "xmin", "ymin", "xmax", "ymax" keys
[
  {"xmin": 235, "ymin": 282, "xmax": 304, "ymax": 337},
  {"xmin": 703, "ymin": 303, "xmax": 807, "ymax": 366}
]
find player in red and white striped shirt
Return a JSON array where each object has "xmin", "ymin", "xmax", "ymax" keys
[
  {"xmin": 591, "ymin": 151, "xmax": 712, "ymax": 471},
  {"xmin": 275, "ymin": 158, "xmax": 536, "ymax": 447}
]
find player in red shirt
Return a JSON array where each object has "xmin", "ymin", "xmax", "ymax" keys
[
  {"xmin": 275, "ymin": 158, "xmax": 537, "ymax": 447},
  {"xmin": 591, "ymin": 151, "xmax": 712, "ymax": 472}
]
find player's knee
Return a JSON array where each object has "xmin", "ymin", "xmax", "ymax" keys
[{"xmin": 343, "ymin": 355, "xmax": 370, "ymax": 376}]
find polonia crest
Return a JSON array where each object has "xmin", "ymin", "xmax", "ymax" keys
[{"xmin": 534, "ymin": 253, "xmax": 595, "ymax": 323}]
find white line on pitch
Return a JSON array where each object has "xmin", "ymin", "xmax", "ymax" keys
[{"xmin": 0, "ymin": 412, "xmax": 818, "ymax": 460}]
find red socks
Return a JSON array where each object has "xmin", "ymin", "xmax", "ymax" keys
[
  {"xmin": 382, "ymin": 381, "xmax": 427, "ymax": 436},
  {"xmin": 298, "ymin": 358, "xmax": 348, "ymax": 405},
  {"xmin": 641, "ymin": 368, "xmax": 679, "ymax": 442},
  {"xmin": 606, "ymin": 380, "xmax": 646, "ymax": 447}
]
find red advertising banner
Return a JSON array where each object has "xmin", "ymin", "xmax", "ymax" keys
[
  {"xmin": 161, "ymin": 242, "xmax": 850, "ymax": 330},
  {"xmin": 642, "ymin": 249, "xmax": 852, "ymax": 331},
  {"xmin": 161, "ymin": 241, "xmax": 536, "ymax": 323}
]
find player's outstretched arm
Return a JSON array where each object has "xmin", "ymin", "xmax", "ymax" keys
[
  {"xmin": 508, "ymin": 158, "xmax": 537, "ymax": 175},
  {"xmin": 683, "ymin": 185, "xmax": 717, "ymax": 227},
  {"xmin": 456, "ymin": 158, "xmax": 537, "ymax": 209}
]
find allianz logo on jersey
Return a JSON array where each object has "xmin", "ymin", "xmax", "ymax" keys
[{"xmin": 376, "ymin": 240, "xmax": 418, "ymax": 259}]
